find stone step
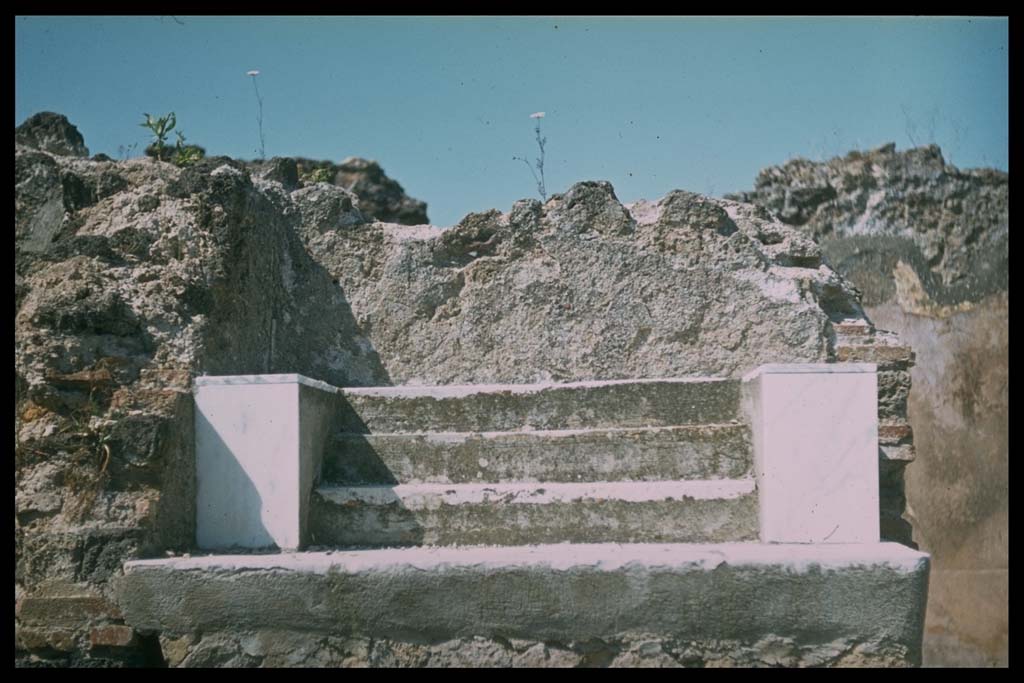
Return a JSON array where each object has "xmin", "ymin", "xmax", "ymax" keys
[
  {"xmin": 336, "ymin": 378, "xmax": 742, "ymax": 433},
  {"xmin": 309, "ymin": 481, "xmax": 758, "ymax": 547},
  {"xmin": 323, "ymin": 424, "xmax": 753, "ymax": 484},
  {"xmin": 113, "ymin": 543, "xmax": 930, "ymax": 667}
]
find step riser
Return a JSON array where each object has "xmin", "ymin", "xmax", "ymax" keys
[
  {"xmin": 310, "ymin": 489, "xmax": 758, "ymax": 547},
  {"xmin": 325, "ymin": 426, "xmax": 753, "ymax": 484},
  {"xmin": 114, "ymin": 544, "xmax": 929, "ymax": 669},
  {"xmin": 338, "ymin": 379, "xmax": 741, "ymax": 433}
]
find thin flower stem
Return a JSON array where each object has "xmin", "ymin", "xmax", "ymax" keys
[
  {"xmin": 251, "ymin": 75, "xmax": 266, "ymax": 160},
  {"xmin": 534, "ymin": 120, "xmax": 547, "ymax": 201},
  {"xmin": 515, "ymin": 113, "xmax": 549, "ymax": 201},
  {"xmin": 514, "ymin": 156, "xmax": 543, "ymax": 196}
]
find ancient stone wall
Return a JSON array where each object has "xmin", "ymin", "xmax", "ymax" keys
[
  {"xmin": 301, "ymin": 186, "xmax": 872, "ymax": 383},
  {"xmin": 16, "ymin": 117, "xmax": 390, "ymax": 665},
  {"xmin": 15, "ymin": 114, "xmax": 916, "ymax": 667},
  {"xmin": 728, "ymin": 143, "xmax": 1008, "ymax": 667},
  {"xmin": 245, "ymin": 155, "xmax": 429, "ymax": 225}
]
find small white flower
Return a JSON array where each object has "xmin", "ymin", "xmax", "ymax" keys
[
  {"xmin": 530, "ymin": 112, "xmax": 545, "ymax": 119},
  {"xmin": 247, "ymin": 70, "xmax": 260, "ymax": 76}
]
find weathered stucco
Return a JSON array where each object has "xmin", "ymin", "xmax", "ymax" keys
[
  {"xmin": 729, "ymin": 143, "xmax": 1008, "ymax": 667},
  {"xmin": 869, "ymin": 294, "xmax": 1008, "ymax": 667}
]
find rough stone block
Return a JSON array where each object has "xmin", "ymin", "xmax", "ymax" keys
[
  {"xmin": 834, "ymin": 321, "xmax": 873, "ymax": 337},
  {"xmin": 114, "ymin": 542, "xmax": 930, "ymax": 667},
  {"xmin": 159, "ymin": 634, "xmax": 195, "ymax": 668},
  {"xmin": 16, "ymin": 626, "xmax": 78, "ymax": 652},
  {"xmin": 880, "ymin": 443, "xmax": 916, "ymax": 462}
]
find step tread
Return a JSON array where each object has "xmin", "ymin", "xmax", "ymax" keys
[
  {"xmin": 125, "ymin": 542, "xmax": 928, "ymax": 574},
  {"xmin": 340, "ymin": 377, "xmax": 733, "ymax": 399},
  {"xmin": 325, "ymin": 424, "xmax": 753, "ymax": 484},
  {"xmin": 316, "ymin": 480, "xmax": 756, "ymax": 506},
  {"xmin": 333, "ymin": 423, "xmax": 747, "ymax": 438},
  {"xmin": 336, "ymin": 378, "xmax": 742, "ymax": 432}
]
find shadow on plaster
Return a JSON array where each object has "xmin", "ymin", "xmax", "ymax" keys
[{"xmin": 195, "ymin": 409, "xmax": 275, "ymax": 551}]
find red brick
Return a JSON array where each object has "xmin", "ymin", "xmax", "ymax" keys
[
  {"xmin": 836, "ymin": 344, "xmax": 914, "ymax": 363},
  {"xmin": 89, "ymin": 625, "xmax": 137, "ymax": 649},
  {"xmin": 17, "ymin": 593, "xmax": 123, "ymax": 626},
  {"xmin": 44, "ymin": 367, "xmax": 115, "ymax": 390},
  {"xmin": 878, "ymin": 423, "xmax": 914, "ymax": 445}
]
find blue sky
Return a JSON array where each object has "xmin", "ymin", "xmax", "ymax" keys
[{"xmin": 16, "ymin": 16, "xmax": 1008, "ymax": 227}]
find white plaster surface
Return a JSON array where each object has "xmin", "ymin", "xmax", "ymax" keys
[
  {"xmin": 743, "ymin": 364, "xmax": 880, "ymax": 543},
  {"xmin": 317, "ymin": 479, "xmax": 756, "ymax": 507},
  {"xmin": 196, "ymin": 382, "xmax": 300, "ymax": 550},
  {"xmin": 743, "ymin": 363, "xmax": 877, "ymax": 377},
  {"xmin": 125, "ymin": 542, "xmax": 928, "ymax": 575},
  {"xmin": 195, "ymin": 373, "xmax": 339, "ymax": 393},
  {"xmin": 195, "ymin": 377, "xmax": 338, "ymax": 550}
]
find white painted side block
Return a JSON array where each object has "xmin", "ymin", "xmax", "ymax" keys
[
  {"xmin": 743, "ymin": 364, "xmax": 879, "ymax": 543},
  {"xmin": 195, "ymin": 375, "xmax": 338, "ymax": 551}
]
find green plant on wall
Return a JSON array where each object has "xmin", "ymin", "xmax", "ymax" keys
[
  {"xmin": 172, "ymin": 131, "xmax": 205, "ymax": 167},
  {"xmin": 140, "ymin": 112, "xmax": 205, "ymax": 166},
  {"xmin": 301, "ymin": 167, "xmax": 334, "ymax": 185},
  {"xmin": 58, "ymin": 389, "xmax": 115, "ymax": 522},
  {"xmin": 140, "ymin": 112, "xmax": 176, "ymax": 162}
]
